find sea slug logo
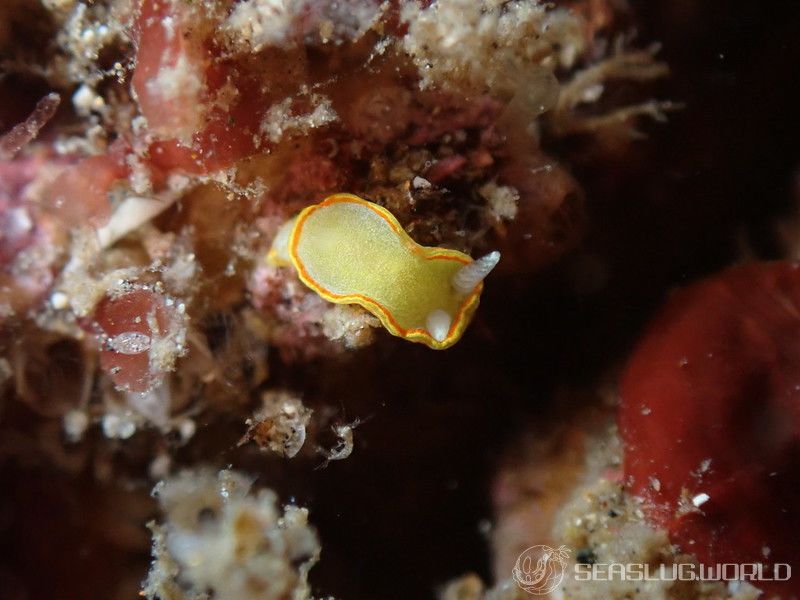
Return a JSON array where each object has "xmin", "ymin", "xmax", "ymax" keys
[{"xmin": 512, "ymin": 545, "xmax": 570, "ymax": 595}]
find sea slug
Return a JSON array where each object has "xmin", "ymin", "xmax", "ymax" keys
[{"xmin": 270, "ymin": 194, "xmax": 500, "ymax": 349}]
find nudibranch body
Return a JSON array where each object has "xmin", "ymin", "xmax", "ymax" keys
[{"xmin": 269, "ymin": 194, "xmax": 500, "ymax": 349}]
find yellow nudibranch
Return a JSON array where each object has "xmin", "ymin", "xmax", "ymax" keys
[{"xmin": 269, "ymin": 193, "xmax": 500, "ymax": 349}]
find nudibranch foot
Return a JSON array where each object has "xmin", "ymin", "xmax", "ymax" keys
[{"xmin": 270, "ymin": 193, "xmax": 500, "ymax": 349}]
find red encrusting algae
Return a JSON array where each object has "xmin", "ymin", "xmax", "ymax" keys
[{"xmin": 620, "ymin": 261, "xmax": 800, "ymax": 596}]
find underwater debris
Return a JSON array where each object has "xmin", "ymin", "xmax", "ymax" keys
[
  {"xmin": 549, "ymin": 41, "xmax": 675, "ymax": 139},
  {"xmin": 143, "ymin": 468, "xmax": 321, "ymax": 600},
  {"xmin": 240, "ymin": 390, "xmax": 312, "ymax": 458},
  {"xmin": 222, "ymin": 0, "xmax": 384, "ymax": 52},
  {"xmin": 95, "ymin": 287, "xmax": 187, "ymax": 393},
  {"xmin": 320, "ymin": 304, "xmax": 379, "ymax": 349},
  {"xmin": 479, "ymin": 182, "xmax": 520, "ymax": 222},
  {"xmin": 439, "ymin": 573, "xmax": 528, "ymax": 600},
  {"xmin": 401, "ymin": 0, "xmax": 585, "ymax": 94},
  {"xmin": 45, "ymin": 146, "xmax": 129, "ymax": 228},
  {"xmin": 50, "ymin": 0, "xmax": 131, "ymax": 86},
  {"xmin": 95, "ymin": 194, "xmax": 180, "ymax": 249},
  {"xmin": 261, "ymin": 94, "xmax": 338, "ymax": 144},
  {"xmin": 0, "ymin": 93, "xmax": 60, "ymax": 160},
  {"xmin": 0, "ymin": 158, "xmax": 67, "ymax": 321}
]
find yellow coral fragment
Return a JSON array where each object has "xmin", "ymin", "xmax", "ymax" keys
[{"xmin": 284, "ymin": 193, "xmax": 499, "ymax": 349}]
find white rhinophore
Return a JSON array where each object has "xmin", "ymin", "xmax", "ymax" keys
[
  {"xmin": 426, "ymin": 309, "xmax": 452, "ymax": 342},
  {"xmin": 452, "ymin": 251, "xmax": 501, "ymax": 295}
]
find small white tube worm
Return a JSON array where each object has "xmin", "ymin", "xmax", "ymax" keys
[
  {"xmin": 0, "ymin": 93, "xmax": 61, "ymax": 159},
  {"xmin": 96, "ymin": 195, "xmax": 176, "ymax": 248},
  {"xmin": 452, "ymin": 251, "xmax": 501, "ymax": 295}
]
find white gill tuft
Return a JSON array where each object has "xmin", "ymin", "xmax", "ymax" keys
[{"xmin": 426, "ymin": 309, "xmax": 452, "ymax": 343}]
